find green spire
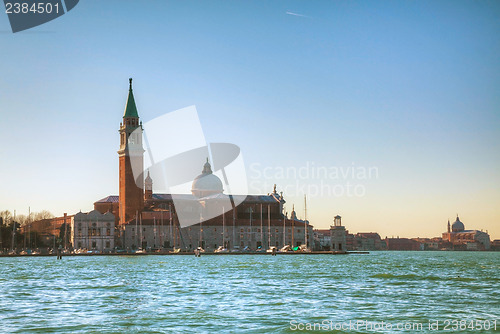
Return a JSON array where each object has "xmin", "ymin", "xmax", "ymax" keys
[{"xmin": 123, "ymin": 78, "xmax": 139, "ymax": 118}]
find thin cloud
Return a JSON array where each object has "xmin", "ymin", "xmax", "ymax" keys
[{"xmin": 286, "ymin": 11, "xmax": 312, "ymax": 19}]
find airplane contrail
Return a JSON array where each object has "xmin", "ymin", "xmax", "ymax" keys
[{"xmin": 286, "ymin": 11, "xmax": 311, "ymax": 18}]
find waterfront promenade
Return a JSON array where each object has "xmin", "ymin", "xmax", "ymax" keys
[{"xmin": 0, "ymin": 250, "xmax": 366, "ymax": 257}]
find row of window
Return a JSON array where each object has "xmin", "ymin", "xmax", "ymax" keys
[
  {"xmin": 77, "ymin": 228, "xmax": 111, "ymax": 237},
  {"xmin": 76, "ymin": 241, "xmax": 111, "ymax": 249},
  {"xmin": 77, "ymin": 222, "xmax": 112, "ymax": 228}
]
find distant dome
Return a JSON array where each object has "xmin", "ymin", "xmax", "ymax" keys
[
  {"xmin": 191, "ymin": 159, "xmax": 223, "ymax": 198},
  {"xmin": 452, "ymin": 216, "xmax": 465, "ymax": 232}
]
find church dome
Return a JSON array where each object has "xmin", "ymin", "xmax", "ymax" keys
[
  {"xmin": 191, "ymin": 159, "xmax": 223, "ymax": 198},
  {"xmin": 452, "ymin": 216, "xmax": 465, "ymax": 232}
]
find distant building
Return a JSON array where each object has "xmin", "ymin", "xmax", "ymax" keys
[
  {"xmin": 94, "ymin": 196, "xmax": 119, "ymax": 226},
  {"xmin": 354, "ymin": 232, "xmax": 385, "ymax": 251},
  {"xmin": 385, "ymin": 237, "xmax": 420, "ymax": 251},
  {"xmin": 346, "ymin": 231, "xmax": 355, "ymax": 251},
  {"xmin": 412, "ymin": 237, "xmax": 441, "ymax": 250},
  {"xmin": 313, "ymin": 229, "xmax": 331, "ymax": 251},
  {"xmin": 71, "ymin": 210, "xmax": 115, "ymax": 252},
  {"xmin": 442, "ymin": 216, "xmax": 490, "ymax": 250},
  {"xmin": 20, "ymin": 213, "xmax": 72, "ymax": 248},
  {"xmin": 330, "ymin": 215, "xmax": 346, "ymax": 252}
]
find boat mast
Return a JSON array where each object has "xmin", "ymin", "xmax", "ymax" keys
[
  {"xmin": 87, "ymin": 218, "xmax": 90, "ymax": 250},
  {"xmin": 28, "ymin": 207, "xmax": 30, "ymax": 250},
  {"xmin": 63, "ymin": 211, "xmax": 67, "ymax": 250},
  {"xmin": 169, "ymin": 203, "xmax": 173, "ymax": 248},
  {"xmin": 140, "ymin": 213, "xmax": 142, "ymax": 249},
  {"xmin": 232, "ymin": 208, "xmax": 235, "ymax": 250},
  {"xmin": 25, "ymin": 207, "xmax": 29, "ymax": 250},
  {"xmin": 199, "ymin": 212, "xmax": 203, "ymax": 249},
  {"xmin": 160, "ymin": 211, "xmax": 163, "ymax": 249},
  {"xmin": 283, "ymin": 206, "xmax": 286, "ymax": 248},
  {"xmin": 222, "ymin": 206, "xmax": 225, "ymax": 248},
  {"xmin": 153, "ymin": 217, "xmax": 156, "ymax": 248},
  {"xmin": 304, "ymin": 195, "xmax": 308, "ymax": 249},
  {"xmin": 267, "ymin": 205, "xmax": 271, "ymax": 249},
  {"xmin": 292, "ymin": 205, "xmax": 295, "ymax": 248},
  {"xmin": 249, "ymin": 207, "xmax": 252, "ymax": 249},
  {"xmin": 260, "ymin": 204, "xmax": 263, "ymax": 249},
  {"xmin": 11, "ymin": 210, "xmax": 16, "ymax": 252}
]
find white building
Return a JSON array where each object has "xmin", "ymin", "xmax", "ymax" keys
[{"xmin": 71, "ymin": 210, "xmax": 115, "ymax": 252}]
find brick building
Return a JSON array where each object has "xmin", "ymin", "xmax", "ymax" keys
[{"xmin": 385, "ymin": 237, "xmax": 421, "ymax": 251}]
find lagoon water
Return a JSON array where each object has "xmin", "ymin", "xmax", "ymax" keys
[{"xmin": 0, "ymin": 252, "xmax": 498, "ymax": 333}]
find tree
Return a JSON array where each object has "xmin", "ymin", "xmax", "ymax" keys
[
  {"xmin": 16, "ymin": 214, "xmax": 29, "ymax": 226},
  {"xmin": 0, "ymin": 210, "xmax": 12, "ymax": 226},
  {"xmin": 33, "ymin": 210, "xmax": 54, "ymax": 221},
  {"xmin": 9, "ymin": 221, "xmax": 21, "ymax": 231}
]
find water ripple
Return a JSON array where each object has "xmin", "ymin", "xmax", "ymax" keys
[{"xmin": 0, "ymin": 252, "xmax": 499, "ymax": 333}]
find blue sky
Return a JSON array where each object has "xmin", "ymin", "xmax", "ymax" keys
[{"xmin": 0, "ymin": 0, "xmax": 499, "ymax": 238}]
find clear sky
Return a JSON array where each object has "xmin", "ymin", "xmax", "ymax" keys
[{"xmin": 0, "ymin": 0, "xmax": 499, "ymax": 239}]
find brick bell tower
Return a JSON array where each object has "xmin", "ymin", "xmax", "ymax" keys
[{"xmin": 118, "ymin": 78, "xmax": 144, "ymax": 225}]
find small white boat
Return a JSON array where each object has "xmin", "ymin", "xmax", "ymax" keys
[
  {"xmin": 280, "ymin": 245, "xmax": 292, "ymax": 252},
  {"xmin": 214, "ymin": 246, "xmax": 229, "ymax": 253},
  {"xmin": 297, "ymin": 244, "xmax": 311, "ymax": 252},
  {"xmin": 266, "ymin": 246, "xmax": 277, "ymax": 253}
]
